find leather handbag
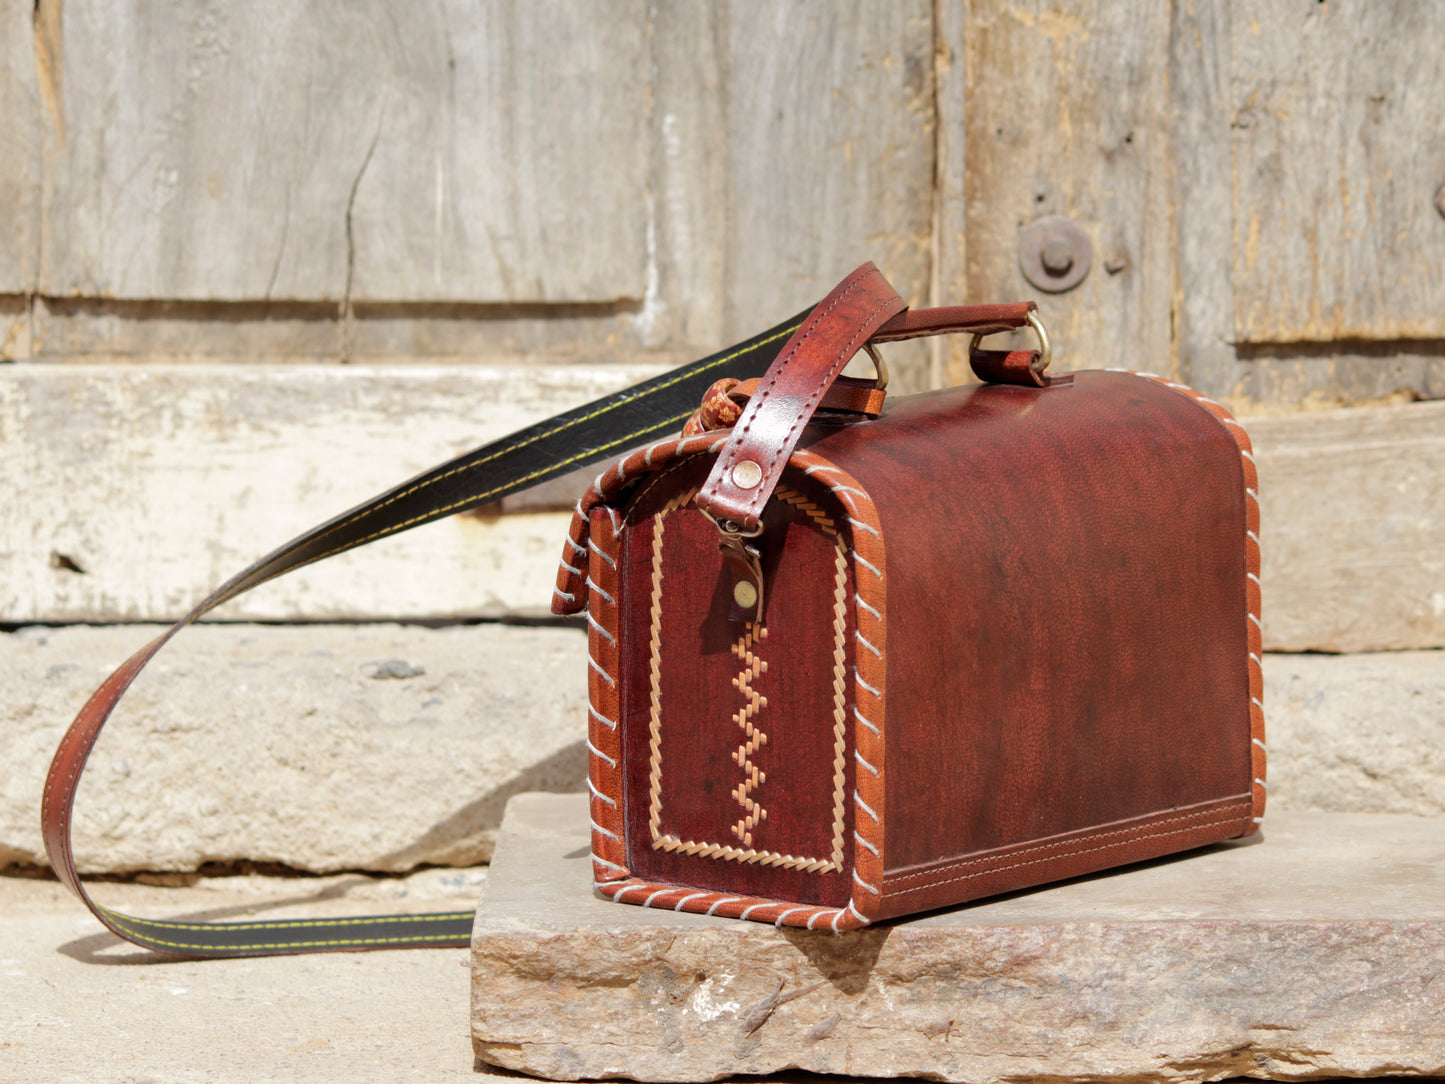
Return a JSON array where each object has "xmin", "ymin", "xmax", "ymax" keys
[
  {"xmin": 41, "ymin": 262, "xmax": 1263, "ymax": 954},
  {"xmin": 553, "ymin": 263, "xmax": 1266, "ymax": 931}
]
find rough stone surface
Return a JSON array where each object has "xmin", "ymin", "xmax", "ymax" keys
[
  {"xmin": 8, "ymin": 628, "xmax": 1443, "ymax": 875},
  {"xmin": 0, "ymin": 867, "xmax": 503, "ymax": 1082},
  {"xmin": 472, "ymin": 794, "xmax": 1445, "ymax": 1084},
  {"xmin": 2, "ymin": 623, "xmax": 588, "ymax": 873},
  {"xmin": 1265, "ymin": 650, "xmax": 1445, "ymax": 817}
]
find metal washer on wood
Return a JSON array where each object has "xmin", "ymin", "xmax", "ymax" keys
[{"xmin": 1018, "ymin": 215, "xmax": 1092, "ymax": 293}]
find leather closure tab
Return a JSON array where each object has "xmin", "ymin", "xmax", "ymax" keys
[
  {"xmin": 717, "ymin": 531, "xmax": 766, "ymax": 623},
  {"xmin": 695, "ymin": 262, "xmax": 909, "ymax": 534}
]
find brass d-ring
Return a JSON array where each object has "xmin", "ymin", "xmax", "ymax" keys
[
  {"xmin": 970, "ymin": 310, "xmax": 1053, "ymax": 375},
  {"xmin": 863, "ymin": 342, "xmax": 890, "ymax": 391}
]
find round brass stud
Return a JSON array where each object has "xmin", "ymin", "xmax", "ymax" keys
[{"xmin": 733, "ymin": 580, "xmax": 759, "ymax": 609}]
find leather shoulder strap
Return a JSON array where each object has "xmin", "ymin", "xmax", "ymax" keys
[{"xmin": 41, "ymin": 308, "xmax": 811, "ymax": 957}]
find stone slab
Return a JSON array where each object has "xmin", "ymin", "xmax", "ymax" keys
[
  {"xmin": 471, "ymin": 793, "xmax": 1445, "ymax": 1084},
  {"xmin": 1, "ymin": 623, "xmax": 587, "ymax": 873}
]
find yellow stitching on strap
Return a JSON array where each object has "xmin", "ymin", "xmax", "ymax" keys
[
  {"xmin": 281, "ymin": 323, "xmax": 803, "ymax": 572},
  {"xmin": 100, "ymin": 907, "xmax": 472, "ymax": 934}
]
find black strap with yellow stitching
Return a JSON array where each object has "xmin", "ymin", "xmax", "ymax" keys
[{"xmin": 42, "ymin": 308, "xmax": 811, "ymax": 957}]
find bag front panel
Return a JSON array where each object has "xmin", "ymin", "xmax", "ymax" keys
[{"xmin": 616, "ymin": 456, "xmax": 855, "ymax": 908}]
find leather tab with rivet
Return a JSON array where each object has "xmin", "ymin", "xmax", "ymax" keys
[{"xmin": 695, "ymin": 262, "xmax": 909, "ymax": 534}]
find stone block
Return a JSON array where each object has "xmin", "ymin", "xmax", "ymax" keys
[
  {"xmin": 1265, "ymin": 651, "xmax": 1445, "ymax": 816},
  {"xmin": 1, "ymin": 623, "xmax": 588, "ymax": 872},
  {"xmin": 471, "ymin": 793, "xmax": 1445, "ymax": 1084}
]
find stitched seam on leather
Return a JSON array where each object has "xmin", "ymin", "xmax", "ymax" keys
[
  {"xmin": 742, "ymin": 296, "xmax": 901, "ymax": 520},
  {"xmin": 646, "ymin": 485, "xmax": 849, "ymax": 874},
  {"xmin": 596, "ymin": 879, "xmax": 863, "ymax": 930},
  {"xmin": 827, "ymin": 526, "xmax": 850, "ymax": 871},
  {"xmin": 555, "ymin": 434, "xmax": 728, "ymax": 611},
  {"xmin": 708, "ymin": 275, "xmax": 875, "ymax": 518},
  {"xmin": 714, "ymin": 280, "xmax": 864, "ymax": 484},
  {"xmin": 885, "ymin": 811, "xmax": 1250, "ymax": 895},
  {"xmin": 299, "ymin": 406, "xmax": 698, "ymax": 571},
  {"xmin": 1134, "ymin": 371, "xmax": 1266, "ymax": 827},
  {"xmin": 579, "ymin": 443, "xmax": 884, "ymax": 921},
  {"xmin": 587, "ymin": 510, "xmax": 628, "ymax": 880},
  {"xmin": 719, "ymin": 291, "xmax": 900, "ymax": 523},
  {"xmin": 729, "ymin": 622, "xmax": 770, "ymax": 845},
  {"xmin": 885, "ymin": 802, "xmax": 1251, "ymax": 888},
  {"xmin": 100, "ymin": 908, "xmax": 473, "ymax": 933},
  {"xmin": 644, "ymin": 489, "xmax": 689, "ymax": 844},
  {"xmin": 798, "ymin": 454, "xmax": 888, "ymax": 920}
]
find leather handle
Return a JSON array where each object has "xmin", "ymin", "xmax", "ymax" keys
[
  {"xmin": 695, "ymin": 274, "xmax": 1043, "ymax": 531},
  {"xmin": 695, "ymin": 262, "xmax": 908, "ymax": 532},
  {"xmin": 877, "ymin": 302, "xmax": 1048, "ymax": 388},
  {"xmin": 871, "ymin": 301, "xmax": 1036, "ymax": 342}
]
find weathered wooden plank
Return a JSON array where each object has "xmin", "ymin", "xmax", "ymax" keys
[
  {"xmin": 28, "ymin": 296, "xmax": 709, "ymax": 370},
  {"xmin": 1230, "ymin": 1, "xmax": 1445, "ymax": 342},
  {"xmin": 39, "ymin": 2, "xmax": 647, "ymax": 304},
  {"xmin": 347, "ymin": 0, "xmax": 648, "ymax": 303},
  {"xmin": 1167, "ymin": 0, "xmax": 1238, "ymax": 401},
  {"xmin": 652, "ymin": 1, "xmax": 936, "ymax": 390},
  {"xmin": 0, "ymin": 363, "xmax": 664, "ymax": 623},
  {"xmin": 932, "ymin": 0, "xmax": 970, "ymax": 388},
  {"xmin": 0, "ymin": 0, "xmax": 40, "ymax": 293},
  {"xmin": 956, "ymin": 1, "xmax": 1176, "ymax": 381},
  {"xmin": 0, "ymin": 297, "xmax": 29, "ymax": 361},
  {"xmin": 1224, "ymin": 341, "xmax": 1445, "ymax": 413},
  {"xmin": 1250, "ymin": 400, "xmax": 1445, "ymax": 652},
  {"xmin": 1170, "ymin": 3, "xmax": 1445, "ymax": 408}
]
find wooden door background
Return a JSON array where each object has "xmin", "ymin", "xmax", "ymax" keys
[{"xmin": 3, "ymin": 0, "xmax": 1443, "ymax": 652}]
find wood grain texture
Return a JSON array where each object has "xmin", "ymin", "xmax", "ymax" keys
[
  {"xmin": 0, "ymin": 0, "xmax": 39, "ymax": 293},
  {"xmin": 952, "ymin": 2, "xmax": 1445, "ymax": 408},
  {"xmin": 1250, "ymin": 400, "xmax": 1445, "ymax": 652},
  {"xmin": 1167, "ymin": 2, "xmax": 1445, "ymax": 407},
  {"xmin": 38, "ymin": 2, "xmax": 647, "ymax": 304},
  {"xmin": 28, "ymin": 296, "xmax": 706, "ymax": 370},
  {"xmin": 347, "ymin": 0, "xmax": 648, "ymax": 303},
  {"xmin": 1230, "ymin": 1, "xmax": 1445, "ymax": 343},
  {"xmin": 932, "ymin": 0, "xmax": 968, "ymax": 388},
  {"xmin": 955, "ymin": 0, "xmax": 1176, "ymax": 381},
  {"xmin": 1167, "ymin": 0, "xmax": 1237, "ymax": 400},
  {"xmin": 0, "ymin": 363, "xmax": 664, "ymax": 623},
  {"xmin": 653, "ymin": 1, "xmax": 936, "ymax": 390}
]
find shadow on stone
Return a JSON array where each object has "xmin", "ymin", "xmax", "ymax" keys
[
  {"xmin": 56, "ymin": 875, "xmax": 381, "ymax": 966},
  {"xmin": 374, "ymin": 740, "xmax": 589, "ymax": 869},
  {"xmin": 779, "ymin": 925, "xmax": 891, "ymax": 996},
  {"xmin": 54, "ymin": 745, "xmax": 589, "ymax": 966}
]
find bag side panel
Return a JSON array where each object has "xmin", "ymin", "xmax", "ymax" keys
[{"xmin": 804, "ymin": 370, "xmax": 1254, "ymax": 915}]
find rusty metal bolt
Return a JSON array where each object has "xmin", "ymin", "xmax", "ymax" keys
[
  {"xmin": 1040, "ymin": 238, "xmax": 1075, "ymax": 276},
  {"xmin": 1019, "ymin": 216, "xmax": 1092, "ymax": 293}
]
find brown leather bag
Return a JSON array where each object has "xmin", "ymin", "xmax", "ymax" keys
[{"xmin": 553, "ymin": 263, "xmax": 1265, "ymax": 931}]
